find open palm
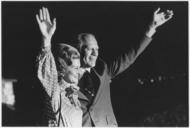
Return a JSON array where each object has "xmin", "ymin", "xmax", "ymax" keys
[
  {"xmin": 153, "ymin": 8, "xmax": 174, "ymax": 28},
  {"xmin": 36, "ymin": 7, "xmax": 56, "ymax": 40}
]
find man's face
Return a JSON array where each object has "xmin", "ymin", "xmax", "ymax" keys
[
  {"xmin": 82, "ymin": 37, "xmax": 99, "ymax": 68},
  {"xmin": 63, "ymin": 58, "xmax": 81, "ymax": 84}
]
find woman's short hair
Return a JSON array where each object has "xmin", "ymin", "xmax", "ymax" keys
[{"xmin": 53, "ymin": 43, "xmax": 80, "ymax": 76}]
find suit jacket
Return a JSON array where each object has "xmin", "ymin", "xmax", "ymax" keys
[{"xmin": 78, "ymin": 36, "xmax": 152, "ymax": 127}]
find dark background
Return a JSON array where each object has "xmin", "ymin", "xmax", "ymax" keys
[{"xmin": 2, "ymin": 1, "xmax": 188, "ymax": 126}]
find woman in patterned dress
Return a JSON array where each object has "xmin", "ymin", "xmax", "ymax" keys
[{"xmin": 36, "ymin": 7, "xmax": 82, "ymax": 127}]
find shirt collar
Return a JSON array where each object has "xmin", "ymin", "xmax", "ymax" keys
[{"xmin": 59, "ymin": 79, "xmax": 79, "ymax": 91}]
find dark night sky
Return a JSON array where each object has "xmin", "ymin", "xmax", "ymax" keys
[
  {"xmin": 2, "ymin": 1, "xmax": 188, "ymax": 126},
  {"xmin": 2, "ymin": 1, "xmax": 188, "ymax": 78}
]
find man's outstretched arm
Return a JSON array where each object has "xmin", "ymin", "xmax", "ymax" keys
[{"xmin": 108, "ymin": 8, "xmax": 174, "ymax": 79}]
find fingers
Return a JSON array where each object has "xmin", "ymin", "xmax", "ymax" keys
[
  {"xmin": 49, "ymin": 18, "xmax": 56, "ymax": 35},
  {"xmin": 165, "ymin": 10, "xmax": 174, "ymax": 21},
  {"xmin": 42, "ymin": 7, "xmax": 46, "ymax": 20},
  {"xmin": 154, "ymin": 7, "xmax": 174, "ymax": 21},
  {"xmin": 38, "ymin": 7, "xmax": 53, "ymax": 24},
  {"xmin": 53, "ymin": 18, "xmax": 56, "ymax": 26},
  {"xmin": 154, "ymin": 7, "xmax": 174, "ymax": 16},
  {"xmin": 52, "ymin": 18, "xmax": 56, "ymax": 31},
  {"xmin": 38, "ymin": 7, "xmax": 47, "ymax": 21},
  {"xmin": 39, "ymin": 9, "xmax": 43, "ymax": 20},
  {"xmin": 36, "ymin": 14, "xmax": 41, "ymax": 25},
  {"xmin": 160, "ymin": 12, "xmax": 165, "ymax": 17},
  {"xmin": 154, "ymin": 7, "xmax": 160, "ymax": 15},
  {"xmin": 46, "ymin": 8, "xmax": 52, "ymax": 24},
  {"xmin": 166, "ymin": 10, "xmax": 174, "ymax": 17},
  {"xmin": 165, "ymin": 13, "xmax": 173, "ymax": 21},
  {"xmin": 160, "ymin": 12, "xmax": 166, "ymax": 20},
  {"xmin": 167, "ymin": 10, "xmax": 174, "ymax": 15}
]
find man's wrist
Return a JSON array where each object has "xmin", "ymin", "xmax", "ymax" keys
[{"xmin": 146, "ymin": 23, "xmax": 157, "ymax": 38}]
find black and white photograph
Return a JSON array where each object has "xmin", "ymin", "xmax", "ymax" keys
[{"xmin": 2, "ymin": 1, "xmax": 188, "ymax": 127}]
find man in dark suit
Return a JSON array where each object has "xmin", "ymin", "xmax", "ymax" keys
[{"xmin": 76, "ymin": 8, "xmax": 174, "ymax": 127}]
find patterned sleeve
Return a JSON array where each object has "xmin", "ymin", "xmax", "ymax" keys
[{"xmin": 37, "ymin": 46, "xmax": 58, "ymax": 97}]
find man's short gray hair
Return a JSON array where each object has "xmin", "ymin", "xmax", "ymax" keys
[{"xmin": 77, "ymin": 33, "xmax": 96, "ymax": 52}]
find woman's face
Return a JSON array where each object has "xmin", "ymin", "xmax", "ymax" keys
[{"xmin": 63, "ymin": 58, "xmax": 81, "ymax": 84}]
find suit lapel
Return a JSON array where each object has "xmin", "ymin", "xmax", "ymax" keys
[
  {"xmin": 91, "ymin": 68, "xmax": 103, "ymax": 106},
  {"xmin": 77, "ymin": 90, "xmax": 89, "ymax": 101},
  {"xmin": 77, "ymin": 64, "xmax": 103, "ymax": 104}
]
